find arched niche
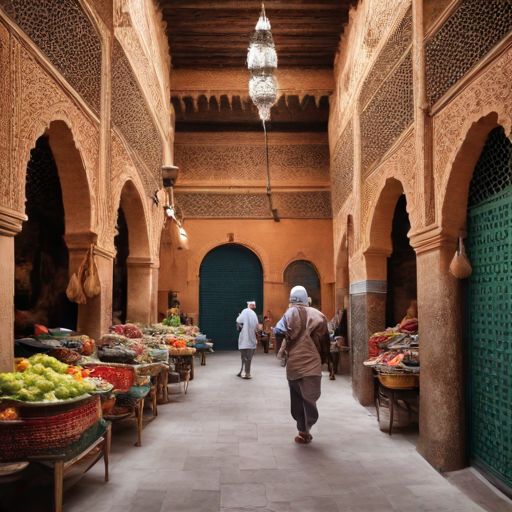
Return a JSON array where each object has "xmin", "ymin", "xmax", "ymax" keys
[{"xmin": 284, "ymin": 260, "xmax": 321, "ymax": 310}]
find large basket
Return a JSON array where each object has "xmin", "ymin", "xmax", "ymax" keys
[
  {"xmin": 378, "ymin": 374, "xmax": 419, "ymax": 389},
  {"xmin": 0, "ymin": 395, "xmax": 101, "ymax": 462}
]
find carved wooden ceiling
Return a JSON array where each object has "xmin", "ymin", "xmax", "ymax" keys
[{"xmin": 158, "ymin": 0, "xmax": 355, "ymax": 69}]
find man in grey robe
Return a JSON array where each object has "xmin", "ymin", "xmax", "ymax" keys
[
  {"xmin": 274, "ymin": 286, "xmax": 330, "ymax": 443},
  {"xmin": 236, "ymin": 301, "xmax": 259, "ymax": 379}
]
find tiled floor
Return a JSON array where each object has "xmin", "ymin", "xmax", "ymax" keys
[{"xmin": 60, "ymin": 350, "xmax": 507, "ymax": 512}]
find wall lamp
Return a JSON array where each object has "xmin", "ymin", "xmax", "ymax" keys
[{"xmin": 161, "ymin": 165, "xmax": 187, "ymax": 242}]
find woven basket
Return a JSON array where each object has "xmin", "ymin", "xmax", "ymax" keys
[
  {"xmin": 0, "ymin": 395, "xmax": 101, "ymax": 462},
  {"xmin": 378, "ymin": 374, "xmax": 419, "ymax": 389}
]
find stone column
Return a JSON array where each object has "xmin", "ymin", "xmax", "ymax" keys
[
  {"xmin": 0, "ymin": 207, "xmax": 26, "ymax": 372},
  {"xmin": 411, "ymin": 229, "xmax": 465, "ymax": 472},
  {"xmin": 150, "ymin": 265, "xmax": 159, "ymax": 324},
  {"xmin": 126, "ymin": 257, "xmax": 154, "ymax": 324},
  {"xmin": 350, "ymin": 278, "xmax": 387, "ymax": 405}
]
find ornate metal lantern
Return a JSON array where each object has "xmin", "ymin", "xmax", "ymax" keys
[{"xmin": 247, "ymin": 4, "xmax": 278, "ymax": 122}]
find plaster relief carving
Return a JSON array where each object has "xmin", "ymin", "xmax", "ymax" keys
[
  {"xmin": 362, "ymin": 132, "xmax": 418, "ymax": 248},
  {"xmin": 13, "ymin": 42, "xmax": 102, "ymax": 238},
  {"xmin": 433, "ymin": 46, "xmax": 512, "ymax": 220}
]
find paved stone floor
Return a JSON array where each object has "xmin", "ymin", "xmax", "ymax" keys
[{"xmin": 61, "ymin": 350, "xmax": 509, "ymax": 512}]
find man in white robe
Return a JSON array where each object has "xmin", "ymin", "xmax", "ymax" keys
[{"xmin": 236, "ymin": 301, "xmax": 259, "ymax": 379}]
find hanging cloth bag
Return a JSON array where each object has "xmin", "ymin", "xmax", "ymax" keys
[
  {"xmin": 449, "ymin": 236, "xmax": 472, "ymax": 279},
  {"xmin": 66, "ymin": 254, "xmax": 88, "ymax": 304}
]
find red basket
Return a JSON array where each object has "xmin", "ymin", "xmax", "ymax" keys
[
  {"xmin": 0, "ymin": 395, "xmax": 101, "ymax": 462},
  {"xmin": 87, "ymin": 365, "xmax": 134, "ymax": 393}
]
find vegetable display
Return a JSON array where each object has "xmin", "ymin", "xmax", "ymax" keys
[{"xmin": 0, "ymin": 354, "xmax": 111, "ymax": 402}]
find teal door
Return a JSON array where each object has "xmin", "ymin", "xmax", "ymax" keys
[
  {"xmin": 466, "ymin": 127, "xmax": 512, "ymax": 489},
  {"xmin": 199, "ymin": 244, "xmax": 263, "ymax": 351}
]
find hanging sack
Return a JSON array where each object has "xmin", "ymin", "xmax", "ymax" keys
[
  {"xmin": 66, "ymin": 263, "xmax": 87, "ymax": 304},
  {"xmin": 84, "ymin": 244, "xmax": 101, "ymax": 297},
  {"xmin": 449, "ymin": 236, "xmax": 472, "ymax": 279},
  {"xmin": 66, "ymin": 247, "xmax": 90, "ymax": 304}
]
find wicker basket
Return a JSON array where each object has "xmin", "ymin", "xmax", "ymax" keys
[
  {"xmin": 378, "ymin": 374, "xmax": 419, "ymax": 389},
  {"xmin": 0, "ymin": 395, "xmax": 101, "ymax": 462}
]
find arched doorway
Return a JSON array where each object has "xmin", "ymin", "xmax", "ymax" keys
[
  {"xmin": 465, "ymin": 126, "xmax": 512, "ymax": 490},
  {"xmin": 14, "ymin": 121, "xmax": 93, "ymax": 336},
  {"xmin": 113, "ymin": 180, "xmax": 152, "ymax": 324},
  {"xmin": 386, "ymin": 195, "xmax": 417, "ymax": 327},
  {"xmin": 14, "ymin": 134, "xmax": 76, "ymax": 335},
  {"xmin": 199, "ymin": 244, "xmax": 263, "ymax": 351},
  {"xmin": 284, "ymin": 260, "xmax": 321, "ymax": 310}
]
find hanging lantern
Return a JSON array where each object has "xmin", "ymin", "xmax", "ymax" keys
[{"xmin": 247, "ymin": 3, "xmax": 278, "ymax": 121}]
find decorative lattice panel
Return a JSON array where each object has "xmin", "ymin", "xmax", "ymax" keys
[
  {"xmin": 360, "ymin": 50, "xmax": 414, "ymax": 174},
  {"xmin": 467, "ymin": 189, "xmax": 512, "ymax": 488},
  {"xmin": 0, "ymin": 0, "xmax": 102, "ymax": 113},
  {"xmin": 112, "ymin": 40, "xmax": 162, "ymax": 187},
  {"xmin": 426, "ymin": 0, "xmax": 512, "ymax": 106},
  {"xmin": 359, "ymin": 6, "xmax": 413, "ymax": 110},
  {"xmin": 331, "ymin": 121, "xmax": 354, "ymax": 215},
  {"xmin": 25, "ymin": 135, "xmax": 64, "ymax": 214},
  {"xmin": 468, "ymin": 127, "xmax": 512, "ymax": 208},
  {"xmin": 174, "ymin": 144, "xmax": 330, "ymax": 182},
  {"xmin": 175, "ymin": 192, "xmax": 332, "ymax": 219}
]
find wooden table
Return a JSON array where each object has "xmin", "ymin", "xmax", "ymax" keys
[{"xmin": 27, "ymin": 423, "xmax": 111, "ymax": 512}]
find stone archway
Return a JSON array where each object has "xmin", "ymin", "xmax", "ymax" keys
[
  {"xmin": 414, "ymin": 111, "xmax": 509, "ymax": 474},
  {"xmin": 352, "ymin": 178, "xmax": 415, "ymax": 406},
  {"xmin": 440, "ymin": 112, "xmax": 501, "ymax": 240},
  {"xmin": 13, "ymin": 120, "xmax": 105, "ymax": 341},
  {"xmin": 114, "ymin": 179, "xmax": 154, "ymax": 325}
]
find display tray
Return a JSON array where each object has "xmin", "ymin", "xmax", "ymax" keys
[{"xmin": 0, "ymin": 387, "xmax": 112, "ymax": 407}]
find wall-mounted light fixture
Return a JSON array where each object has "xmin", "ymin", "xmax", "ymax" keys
[{"xmin": 161, "ymin": 165, "xmax": 188, "ymax": 245}]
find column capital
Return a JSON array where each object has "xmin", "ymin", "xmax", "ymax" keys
[
  {"xmin": 410, "ymin": 226, "xmax": 457, "ymax": 255},
  {"xmin": 0, "ymin": 206, "xmax": 27, "ymax": 237}
]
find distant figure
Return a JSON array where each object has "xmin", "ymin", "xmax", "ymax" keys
[
  {"xmin": 236, "ymin": 301, "xmax": 259, "ymax": 379},
  {"xmin": 274, "ymin": 286, "xmax": 330, "ymax": 444},
  {"xmin": 263, "ymin": 310, "xmax": 273, "ymax": 332}
]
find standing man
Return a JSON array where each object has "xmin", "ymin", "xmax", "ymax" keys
[
  {"xmin": 236, "ymin": 301, "xmax": 259, "ymax": 379},
  {"xmin": 274, "ymin": 286, "xmax": 330, "ymax": 444}
]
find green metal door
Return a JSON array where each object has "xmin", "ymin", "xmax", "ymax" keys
[
  {"xmin": 466, "ymin": 127, "xmax": 512, "ymax": 489},
  {"xmin": 199, "ymin": 244, "xmax": 263, "ymax": 351}
]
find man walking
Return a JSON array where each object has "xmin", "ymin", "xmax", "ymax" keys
[
  {"xmin": 274, "ymin": 286, "xmax": 330, "ymax": 443},
  {"xmin": 236, "ymin": 301, "xmax": 259, "ymax": 379}
]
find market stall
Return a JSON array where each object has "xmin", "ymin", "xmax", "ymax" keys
[
  {"xmin": 364, "ymin": 314, "xmax": 419, "ymax": 435},
  {"xmin": 0, "ymin": 354, "xmax": 113, "ymax": 512}
]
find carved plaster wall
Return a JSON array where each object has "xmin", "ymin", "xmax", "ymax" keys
[{"xmin": 433, "ymin": 45, "xmax": 512, "ymax": 225}]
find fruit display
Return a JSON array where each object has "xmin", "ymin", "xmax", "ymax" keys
[{"xmin": 0, "ymin": 354, "xmax": 112, "ymax": 403}]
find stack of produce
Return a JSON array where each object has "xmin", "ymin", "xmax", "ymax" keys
[{"xmin": 0, "ymin": 354, "xmax": 112, "ymax": 404}]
